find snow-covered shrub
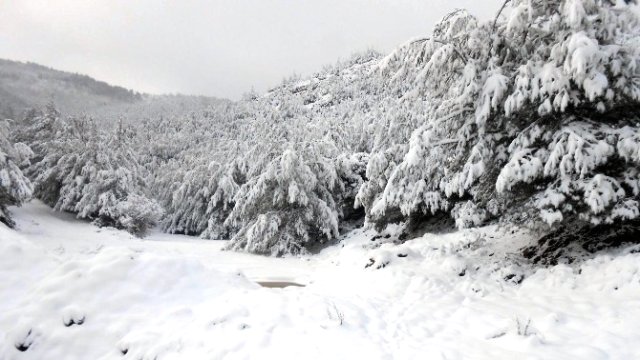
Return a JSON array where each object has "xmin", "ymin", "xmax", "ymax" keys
[
  {"xmin": 0, "ymin": 120, "xmax": 32, "ymax": 227},
  {"xmin": 30, "ymin": 114, "xmax": 162, "ymax": 236},
  {"xmin": 451, "ymin": 201, "xmax": 487, "ymax": 230},
  {"xmin": 106, "ymin": 193, "xmax": 163, "ymax": 236},
  {"xmin": 360, "ymin": 0, "xmax": 640, "ymax": 246}
]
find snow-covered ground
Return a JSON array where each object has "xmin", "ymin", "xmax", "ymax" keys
[{"xmin": 1, "ymin": 201, "xmax": 640, "ymax": 360}]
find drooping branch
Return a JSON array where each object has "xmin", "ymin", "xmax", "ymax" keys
[
  {"xmin": 492, "ymin": 0, "xmax": 512, "ymax": 33},
  {"xmin": 486, "ymin": 0, "xmax": 512, "ymax": 63},
  {"xmin": 410, "ymin": 37, "xmax": 469, "ymax": 64}
]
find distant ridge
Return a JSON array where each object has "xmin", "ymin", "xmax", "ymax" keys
[{"xmin": 0, "ymin": 58, "xmax": 142, "ymax": 118}]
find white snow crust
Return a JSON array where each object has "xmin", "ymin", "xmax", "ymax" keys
[{"xmin": 1, "ymin": 201, "xmax": 640, "ymax": 359}]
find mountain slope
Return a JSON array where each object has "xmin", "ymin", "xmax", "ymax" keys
[
  {"xmin": 0, "ymin": 59, "xmax": 232, "ymax": 123},
  {"xmin": 0, "ymin": 59, "xmax": 145, "ymax": 118}
]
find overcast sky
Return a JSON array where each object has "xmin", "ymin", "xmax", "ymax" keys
[{"xmin": 0, "ymin": 0, "xmax": 502, "ymax": 100}]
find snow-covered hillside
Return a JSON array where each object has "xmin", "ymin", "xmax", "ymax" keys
[
  {"xmin": 3, "ymin": 0, "xmax": 639, "ymax": 258},
  {"xmin": 2, "ymin": 201, "xmax": 639, "ymax": 360},
  {"xmin": 0, "ymin": 59, "xmax": 140, "ymax": 119},
  {"xmin": 2, "ymin": 1, "xmax": 640, "ymax": 358},
  {"xmin": 0, "ymin": 59, "xmax": 228, "ymax": 125}
]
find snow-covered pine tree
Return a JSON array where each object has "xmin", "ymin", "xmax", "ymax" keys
[
  {"xmin": 160, "ymin": 158, "xmax": 241, "ymax": 238},
  {"xmin": 11, "ymin": 102, "xmax": 60, "ymax": 166},
  {"xmin": 0, "ymin": 120, "xmax": 32, "ymax": 227},
  {"xmin": 220, "ymin": 64, "xmax": 385, "ymax": 255},
  {"xmin": 497, "ymin": 0, "xmax": 640, "ymax": 259},
  {"xmin": 161, "ymin": 161, "xmax": 215, "ymax": 236},
  {"xmin": 145, "ymin": 104, "xmax": 248, "ymax": 238},
  {"xmin": 130, "ymin": 50, "xmax": 384, "ymax": 252},
  {"xmin": 495, "ymin": 0, "xmax": 640, "ymax": 228},
  {"xmin": 29, "ymin": 113, "xmax": 95, "ymax": 207},
  {"xmin": 355, "ymin": 101, "xmax": 431, "ymax": 230},
  {"xmin": 225, "ymin": 142, "xmax": 340, "ymax": 256},
  {"xmin": 31, "ymin": 114, "xmax": 163, "ymax": 235},
  {"xmin": 360, "ymin": 8, "xmax": 485, "ymax": 231},
  {"xmin": 362, "ymin": 0, "xmax": 640, "ymax": 252},
  {"xmin": 335, "ymin": 152, "xmax": 369, "ymax": 226},
  {"xmin": 201, "ymin": 161, "xmax": 243, "ymax": 239}
]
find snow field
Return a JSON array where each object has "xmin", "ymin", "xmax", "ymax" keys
[{"xmin": 1, "ymin": 202, "xmax": 640, "ymax": 359}]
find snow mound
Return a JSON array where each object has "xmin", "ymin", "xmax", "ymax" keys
[{"xmin": 0, "ymin": 226, "xmax": 256, "ymax": 359}]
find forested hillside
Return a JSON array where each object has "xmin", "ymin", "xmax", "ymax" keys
[
  {"xmin": 0, "ymin": 59, "xmax": 227, "ymax": 123},
  {"xmin": 2, "ymin": 0, "xmax": 639, "ymax": 261},
  {"xmin": 0, "ymin": 59, "xmax": 141, "ymax": 118}
]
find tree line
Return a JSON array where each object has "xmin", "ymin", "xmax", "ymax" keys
[{"xmin": 1, "ymin": 0, "xmax": 638, "ymax": 259}]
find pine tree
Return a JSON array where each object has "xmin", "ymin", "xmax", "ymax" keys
[
  {"xmin": 12, "ymin": 102, "xmax": 60, "ymax": 166},
  {"xmin": 225, "ymin": 145, "xmax": 340, "ymax": 256},
  {"xmin": 350, "ymin": 0, "xmax": 640, "ymax": 258},
  {"xmin": 359, "ymin": 0, "xmax": 640, "ymax": 254},
  {"xmin": 31, "ymin": 113, "xmax": 163, "ymax": 236},
  {"xmin": 0, "ymin": 120, "xmax": 32, "ymax": 227}
]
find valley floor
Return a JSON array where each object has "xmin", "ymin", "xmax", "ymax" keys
[{"xmin": 1, "ymin": 201, "xmax": 640, "ymax": 360}]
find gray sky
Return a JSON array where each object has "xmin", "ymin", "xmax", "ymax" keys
[{"xmin": 0, "ymin": 0, "xmax": 501, "ymax": 100}]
